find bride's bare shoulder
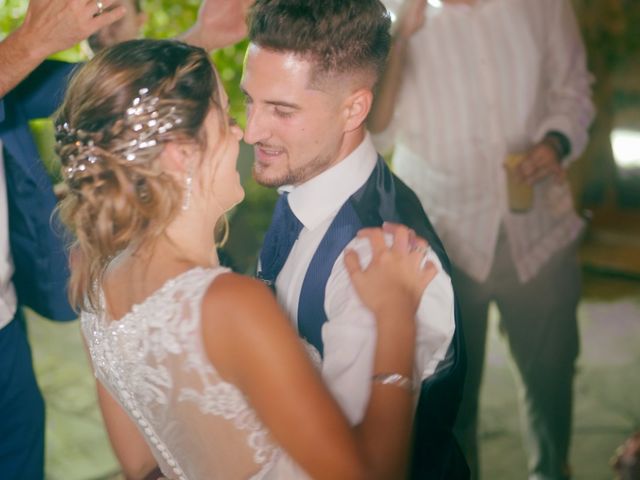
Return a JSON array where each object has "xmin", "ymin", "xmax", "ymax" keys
[
  {"xmin": 206, "ymin": 271, "xmax": 272, "ymax": 303},
  {"xmin": 199, "ymin": 272, "xmax": 290, "ymax": 383},
  {"xmin": 201, "ymin": 271, "xmax": 282, "ymax": 325}
]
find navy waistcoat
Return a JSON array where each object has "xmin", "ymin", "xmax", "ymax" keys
[{"xmin": 297, "ymin": 156, "xmax": 469, "ymax": 479}]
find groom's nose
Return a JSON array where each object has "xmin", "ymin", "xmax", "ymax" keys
[{"xmin": 243, "ymin": 104, "xmax": 269, "ymax": 146}]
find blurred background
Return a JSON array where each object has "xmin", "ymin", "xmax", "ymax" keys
[{"xmin": 1, "ymin": 0, "xmax": 639, "ymax": 478}]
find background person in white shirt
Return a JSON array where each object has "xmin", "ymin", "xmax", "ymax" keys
[
  {"xmin": 244, "ymin": 0, "xmax": 468, "ymax": 477},
  {"xmin": 370, "ymin": 0, "xmax": 595, "ymax": 479}
]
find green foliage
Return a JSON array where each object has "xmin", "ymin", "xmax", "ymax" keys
[
  {"xmin": 0, "ymin": 0, "xmax": 27, "ymax": 36},
  {"xmin": 213, "ymin": 41, "xmax": 249, "ymax": 125}
]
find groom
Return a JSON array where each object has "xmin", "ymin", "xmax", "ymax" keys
[{"xmin": 242, "ymin": 0, "xmax": 468, "ymax": 477}]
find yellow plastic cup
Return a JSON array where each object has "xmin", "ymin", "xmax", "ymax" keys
[{"xmin": 504, "ymin": 154, "xmax": 533, "ymax": 213}]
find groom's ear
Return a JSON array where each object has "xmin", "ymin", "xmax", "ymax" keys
[{"xmin": 342, "ymin": 87, "xmax": 373, "ymax": 133}]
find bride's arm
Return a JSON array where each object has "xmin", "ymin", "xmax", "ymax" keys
[
  {"xmin": 82, "ymin": 334, "xmax": 158, "ymax": 480},
  {"xmin": 203, "ymin": 227, "xmax": 434, "ymax": 480},
  {"xmin": 95, "ymin": 378, "xmax": 158, "ymax": 479}
]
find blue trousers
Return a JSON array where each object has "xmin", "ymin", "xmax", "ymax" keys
[{"xmin": 0, "ymin": 310, "xmax": 45, "ymax": 480}]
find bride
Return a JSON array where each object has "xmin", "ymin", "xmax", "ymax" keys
[{"xmin": 55, "ymin": 38, "xmax": 434, "ymax": 480}]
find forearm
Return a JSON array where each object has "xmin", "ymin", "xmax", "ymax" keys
[
  {"xmin": 355, "ymin": 306, "xmax": 417, "ymax": 479},
  {"xmin": 96, "ymin": 382, "xmax": 158, "ymax": 479},
  {"xmin": 534, "ymin": 78, "xmax": 594, "ymax": 166},
  {"xmin": 178, "ymin": 27, "xmax": 212, "ymax": 51},
  {"xmin": 0, "ymin": 27, "xmax": 49, "ymax": 97},
  {"xmin": 105, "ymin": 419, "xmax": 157, "ymax": 479},
  {"xmin": 535, "ymin": 0, "xmax": 594, "ymax": 163},
  {"xmin": 138, "ymin": 466, "xmax": 164, "ymax": 480},
  {"xmin": 369, "ymin": 36, "xmax": 409, "ymax": 134},
  {"xmin": 178, "ymin": 23, "xmax": 246, "ymax": 52}
]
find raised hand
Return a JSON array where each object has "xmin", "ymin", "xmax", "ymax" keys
[
  {"xmin": 0, "ymin": 0, "xmax": 125, "ymax": 96},
  {"xmin": 185, "ymin": 0, "xmax": 253, "ymax": 51},
  {"xmin": 22, "ymin": 0, "xmax": 125, "ymax": 58}
]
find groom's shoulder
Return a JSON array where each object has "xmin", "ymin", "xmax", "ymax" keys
[{"xmin": 386, "ymin": 163, "xmax": 453, "ymax": 273}]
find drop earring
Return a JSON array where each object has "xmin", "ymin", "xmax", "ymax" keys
[{"xmin": 182, "ymin": 169, "xmax": 193, "ymax": 211}]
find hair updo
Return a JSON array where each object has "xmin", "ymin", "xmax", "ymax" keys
[{"xmin": 55, "ymin": 39, "xmax": 222, "ymax": 311}]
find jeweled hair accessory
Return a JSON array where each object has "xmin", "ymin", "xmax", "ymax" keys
[
  {"xmin": 117, "ymin": 87, "xmax": 183, "ymax": 161},
  {"xmin": 54, "ymin": 124, "xmax": 96, "ymax": 180},
  {"xmin": 56, "ymin": 88, "xmax": 183, "ymax": 181}
]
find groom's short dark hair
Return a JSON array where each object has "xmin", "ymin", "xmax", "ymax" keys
[{"xmin": 248, "ymin": 0, "xmax": 391, "ymax": 83}]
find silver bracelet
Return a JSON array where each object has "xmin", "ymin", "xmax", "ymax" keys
[{"xmin": 371, "ymin": 373, "xmax": 417, "ymax": 394}]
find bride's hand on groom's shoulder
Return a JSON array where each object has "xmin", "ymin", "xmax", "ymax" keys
[{"xmin": 344, "ymin": 224, "xmax": 436, "ymax": 318}]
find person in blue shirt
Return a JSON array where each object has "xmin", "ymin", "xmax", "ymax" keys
[{"xmin": 0, "ymin": 1, "xmax": 248, "ymax": 477}]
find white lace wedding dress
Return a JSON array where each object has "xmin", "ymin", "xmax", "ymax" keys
[{"xmin": 81, "ymin": 266, "xmax": 310, "ymax": 480}]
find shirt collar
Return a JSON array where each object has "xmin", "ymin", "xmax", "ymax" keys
[{"xmin": 283, "ymin": 133, "xmax": 378, "ymax": 231}]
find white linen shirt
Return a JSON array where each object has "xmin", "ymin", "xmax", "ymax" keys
[
  {"xmin": 0, "ymin": 140, "xmax": 18, "ymax": 329},
  {"xmin": 275, "ymin": 134, "xmax": 455, "ymax": 425},
  {"xmin": 375, "ymin": 0, "xmax": 595, "ymax": 283}
]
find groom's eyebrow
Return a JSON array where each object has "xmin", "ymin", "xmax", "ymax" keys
[{"xmin": 241, "ymin": 87, "xmax": 301, "ymax": 110}]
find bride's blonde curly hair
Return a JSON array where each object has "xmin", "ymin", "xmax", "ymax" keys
[{"xmin": 55, "ymin": 39, "xmax": 225, "ymax": 312}]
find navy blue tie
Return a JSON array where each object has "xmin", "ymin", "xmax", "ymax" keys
[{"xmin": 258, "ymin": 193, "xmax": 303, "ymax": 287}]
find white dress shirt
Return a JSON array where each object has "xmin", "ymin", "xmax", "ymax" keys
[
  {"xmin": 275, "ymin": 134, "xmax": 455, "ymax": 424},
  {"xmin": 0, "ymin": 140, "xmax": 18, "ymax": 329},
  {"xmin": 375, "ymin": 0, "xmax": 595, "ymax": 283}
]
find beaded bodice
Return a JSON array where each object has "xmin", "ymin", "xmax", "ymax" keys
[{"xmin": 81, "ymin": 267, "xmax": 288, "ymax": 480}]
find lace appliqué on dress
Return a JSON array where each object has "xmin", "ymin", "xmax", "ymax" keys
[{"xmin": 82, "ymin": 267, "xmax": 284, "ymax": 480}]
